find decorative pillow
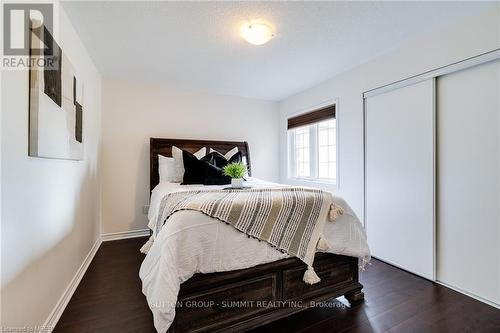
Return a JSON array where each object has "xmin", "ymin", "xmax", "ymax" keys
[
  {"xmin": 172, "ymin": 146, "xmax": 206, "ymax": 182},
  {"xmin": 203, "ymin": 164, "xmax": 231, "ymax": 185},
  {"xmin": 209, "ymin": 147, "xmax": 238, "ymax": 160},
  {"xmin": 242, "ymin": 155, "xmax": 250, "ymax": 178},
  {"xmin": 201, "ymin": 151, "xmax": 242, "ymax": 185},
  {"xmin": 202, "ymin": 151, "xmax": 242, "ymax": 168},
  {"xmin": 209, "ymin": 148, "xmax": 249, "ymax": 177},
  {"xmin": 158, "ymin": 155, "xmax": 176, "ymax": 182},
  {"xmin": 182, "ymin": 150, "xmax": 231, "ymax": 185}
]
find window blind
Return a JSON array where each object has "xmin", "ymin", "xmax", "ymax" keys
[{"xmin": 287, "ymin": 104, "xmax": 335, "ymax": 130}]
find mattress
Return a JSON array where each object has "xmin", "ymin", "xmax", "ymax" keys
[{"xmin": 140, "ymin": 177, "xmax": 370, "ymax": 332}]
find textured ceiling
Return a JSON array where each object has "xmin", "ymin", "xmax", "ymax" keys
[{"xmin": 62, "ymin": 1, "xmax": 492, "ymax": 101}]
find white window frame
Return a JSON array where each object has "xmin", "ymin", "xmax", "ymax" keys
[{"xmin": 286, "ymin": 99, "xmax": 340, "ymax": 188}]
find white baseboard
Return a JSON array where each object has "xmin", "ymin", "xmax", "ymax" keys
[
  {"xmin": 43, "ymin": 237, "xmax": 102, "ymax": 331},
  {"xmin": 101, "ymin": 229, "xmax": 150, "ymax": 242},
  {"xmin": 41, "ymin": 230, "xmax": 149, "ymax": 330},
  {"xmin": 374, "ymin": 256, "xmax": 500, "ymax": 309},
  {"xmin": 436, "ymin": 280, "xmax": 500, "ymax": 310}
]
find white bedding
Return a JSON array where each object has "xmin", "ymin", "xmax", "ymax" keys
[{"xmin": 139, "ymin": 178, "xmax": 370, "ymax": 333}]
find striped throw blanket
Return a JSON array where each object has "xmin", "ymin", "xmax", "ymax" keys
[{"xmin": 150, "ymin": 188, "xmax": 342, "ymax": 284}]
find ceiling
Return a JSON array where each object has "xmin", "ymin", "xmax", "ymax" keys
[{"xmin": 62, "ymin": 1, "xmax": 492, "ymax": 101}]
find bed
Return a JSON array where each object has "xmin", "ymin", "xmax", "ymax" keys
[{"xmin": 140, "ymin": 138, "xmax": 369, "ymax": 333}]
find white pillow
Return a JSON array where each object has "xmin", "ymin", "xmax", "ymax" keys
[
  {"xmin": 242, "ymin": 155, "xmax": 250, "ymax": 178},
  {"xmin": 158, "ymin": 155, "xmax": 176, "ymax": 183},
  {"xmin": 172, "ymin": 146, "xmax": 206, "ymax": 182},
  {"xmin": 209, "ymin": 147, "xmax": 238, "ymax": 160}
]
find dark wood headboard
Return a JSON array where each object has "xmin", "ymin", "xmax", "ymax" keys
[{"xmin": 150, "ymin": 138, "xmax": 252, "ymax": 192}]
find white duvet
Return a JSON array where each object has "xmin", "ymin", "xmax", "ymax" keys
[{"xmin": 139, "ymin": 178, "xmax": 370, "ymax": 333}]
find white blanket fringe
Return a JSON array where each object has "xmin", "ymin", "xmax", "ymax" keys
[
  {"xmin": 140, "ymin": 236, "xmax": 154, "ymax": 254},
  {"xmin": 316, "ymin": 235, "xmax": 330, "ymax": 251},
  {"xmin": 359, "ymin": 256, "xmax": 371, "ymax": 271},
  {"xmin": 328, "ymin": 203, "xmax": 344, "ymax": 221},
  {"xmin": 303, "ymin": 266, "xmax": 321, "ymax": 285}
]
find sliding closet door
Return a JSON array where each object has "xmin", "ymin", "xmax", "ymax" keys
[
  {"xmin": 437, "ymin": 60, "xmax": 500, "ymax": 305},
  {"xmin": 365, "ymin": 79, "xmax": 435, "ymax": 280}
]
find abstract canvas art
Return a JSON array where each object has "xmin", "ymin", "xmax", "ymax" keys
[{"xmin": 29, "ymin": 19, "xmax": 83, "ymax": 160}]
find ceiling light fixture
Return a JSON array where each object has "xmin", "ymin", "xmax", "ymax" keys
[{"xmin": 241, "ymin": 23, "xmax": 274, "ymax": 46}]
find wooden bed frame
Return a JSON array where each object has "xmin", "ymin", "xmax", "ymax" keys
[{"xmin": 150, "ymin": 137, "xmax": 364, "ymax": 333}]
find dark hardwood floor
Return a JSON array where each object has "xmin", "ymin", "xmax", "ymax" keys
[{"xmin": 55, "ymin": 237, "xmax": 500, "ymax": 333}]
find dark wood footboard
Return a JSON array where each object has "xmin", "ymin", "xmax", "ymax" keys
[{"xmin": 170, "ymin": 253, "xmax": 363, "ymax": 332}]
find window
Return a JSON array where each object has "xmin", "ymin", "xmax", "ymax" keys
[
  {"xmin": 287, "ymin": 105, "xmax": 337, "ymax": 183},
  {"xmin": 294, "ymin": 126, "xmax": 310, "ymax": 177}
]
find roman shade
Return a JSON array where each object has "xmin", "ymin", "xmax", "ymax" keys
[{"xmin": 287, "ymin": 104, "xmax": 336, "ymax": 130}]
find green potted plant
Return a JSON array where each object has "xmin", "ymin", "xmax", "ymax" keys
[{"xmin": 223, "ymin": 162, "xmax": 247, "ymax": 188}]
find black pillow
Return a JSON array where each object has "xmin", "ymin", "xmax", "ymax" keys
[
  {"xmin": 182, "ymin": 150, "xmax": 244, "ymax": 185},
  {"xmin": 182, "ymin": 150, "xmax": 207, "ymax": 185},
  {"xmin": 204, "ymin": 164, "xmax": 231, "ymax": 185},
  {"xmin": 181, "ymin": 150, "xmax": 231, "ymax": 185},
  {"xmin": 201, "ymin": 151, "xmax": 242, "ymax": 185},
  {"xmin": 201, "ymin": 151, "xmax": 242, "ymax": 168}
]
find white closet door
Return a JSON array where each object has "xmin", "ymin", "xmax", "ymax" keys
[
  {"xmin": 437, "ymin": 60, "xmax": 500, "ymax": 305},
  {"xmin": 365, "ymin": 79, "xmax": 435, "ymax": 280}
]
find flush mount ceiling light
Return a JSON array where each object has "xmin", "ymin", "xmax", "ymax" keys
[{"xmin": 241, "ymin": 23, "xmax": 274, "ymax": 45}]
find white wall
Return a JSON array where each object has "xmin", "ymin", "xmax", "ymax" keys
[
  {"xmin": 101, "ymin": 79, "xmax": 279, "ymax": 234},
  {"xmin": 279, "ymin": 6, "xmax": 500, "ymax": 306},
  {"xmin": 1, "ymin": 4, "xmax": 102, "ymax": 328},
  {"xmin": 279, "ymin": 6, "xmax": 500, "ymax": 219}
]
